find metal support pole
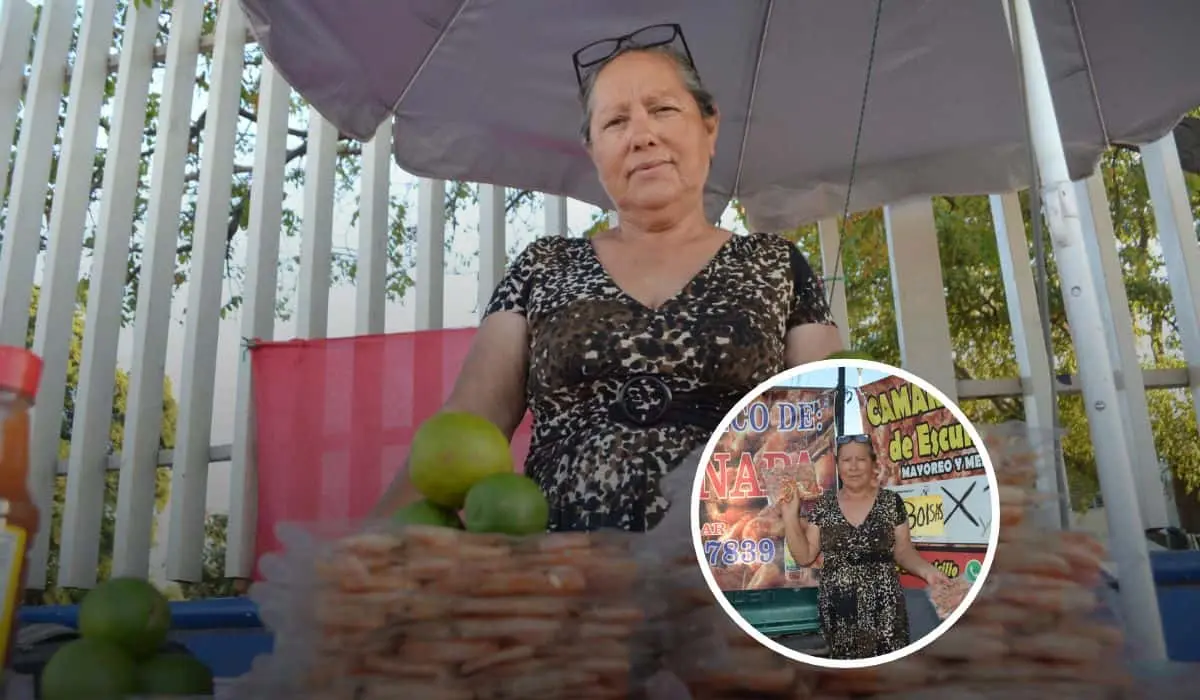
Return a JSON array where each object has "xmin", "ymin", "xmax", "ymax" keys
[
  {"xmin": 1006, "ymin": 0, "xmax": 1166, "ymax": 660},
  {"xmin": 835, "ymin": 366, "xmax": 847, "ymax": 437}
]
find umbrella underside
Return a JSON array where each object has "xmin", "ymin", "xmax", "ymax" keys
[{"xmin": 242, "ymin": 0, "xmax": 1200, "ymax": 230}]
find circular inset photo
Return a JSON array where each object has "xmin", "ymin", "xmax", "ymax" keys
[{"xmin": 690, "ymin": 359, "xmax": 1000, "ymax": 669}]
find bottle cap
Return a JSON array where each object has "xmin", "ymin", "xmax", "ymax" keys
[{"xmin": 0, "ymin": 346, "xmax": 42, "ymax": 401}]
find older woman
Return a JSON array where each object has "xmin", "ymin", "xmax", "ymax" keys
[
  {"xmin": 782, "ymin": 434, "xmax": 950, "ymax": 660},
  {"xmin": 374, "ymin": 24, "xmax": 842, "ymax": 531}
]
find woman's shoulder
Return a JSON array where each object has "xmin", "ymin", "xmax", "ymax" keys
[
  {"xmin": 727, "ymin": 232, "xmax": 811, "ymax": 264},
  {"xmin": 812, "ymin": 489, "xmax": 838, "ymax": 517},
  {"xmin": 509, "ymin": 235, "xmax": 587, "ymax": 269},
  {"xmin": 738, "ymin": 231, "xmax": 802, "ymax": 251},
  {"xmin": 883, "ymin": 487, "xmax": 905, "ymax": 509},
  {"xmin": 519, "ymin": 234, "xmax": 583, "ymax": 256}
]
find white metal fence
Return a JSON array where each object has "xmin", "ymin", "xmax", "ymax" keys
[{"xmin": 1, "ymin": 0, "xmax": 1198, "ymax": 594}]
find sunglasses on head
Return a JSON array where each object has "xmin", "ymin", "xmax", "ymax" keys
[
  {"xmin": 836, "ymin": 434, "xmax": 872, "ymax": 446},
  {"xmin": 572, "ymin": 23, "xmax": 698, "ymax": 94}
]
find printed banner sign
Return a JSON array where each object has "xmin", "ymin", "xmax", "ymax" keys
[
  {"xmin": 699, "ymin": 388, "xmax": 838, "ymax": 591},
  {"xmin": 896, "ymin": 546, "xmax": 989, "ymax": 589},
  {"xmin": 856, "ymin": 374, "xmax": 984, "ymax": 486},
  {"xmin": 856, "ymin": 374, "xmax": 991, "ymax": 586}
]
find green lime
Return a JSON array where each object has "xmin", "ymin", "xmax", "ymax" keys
[
  {"xmin": 78, "ymin": 577, "xmax": 172, "ymax": 659},
  {"xmin": 463, "ymin": 473, "xmax": 550, "ymax": 536},
  {"xmin": 135, "ymin": 652, "xmax": 215, "ymax": 696},
  {"xmin": 392, "ymin": 498, "xmax": 465, "ymax": 529},
  {"xmin": 409, "ymin": 411, "xmax": 514, "ymax": 509},
  {"xmin": 41, "ymin": 638, "xmax": 139, "ymax": 700},
  {"xmin": 965, "ymin": 559, "xmax": 982, "ymax": 582}
]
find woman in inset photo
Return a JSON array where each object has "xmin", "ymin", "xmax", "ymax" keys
[{"xmin": 781, "ymin": 434, "xmax": 950, "ymax": 659}]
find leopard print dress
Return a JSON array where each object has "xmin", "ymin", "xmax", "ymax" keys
[
  {"xmin": 483, "ymin": 231, "xmax": 835, "ymax": 533},
  {"xmin": 809, "ymin": 489, "xmax": 910, "ymax": 659}
]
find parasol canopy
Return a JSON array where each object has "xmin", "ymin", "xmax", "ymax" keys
[{"xmin": 238, "ymin": 0, "xmax": 1200, "ymax": 231}]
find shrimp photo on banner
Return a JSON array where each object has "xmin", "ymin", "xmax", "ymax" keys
[{"xmin": 699, "ymin": 387, "xmax": 838, "ymax": 592}]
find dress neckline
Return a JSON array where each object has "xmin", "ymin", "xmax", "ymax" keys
[
  {"xmin": 585, "ymin": 233, "xmax": 736, "ymax": 311},
  {"xmin": 837, "ymin": 488, "xmax": 881, "ymax": 529}
]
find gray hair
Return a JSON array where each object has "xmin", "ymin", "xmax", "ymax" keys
[{"xmin": 578, "ymin": 44, "xmax": 717, "ymax": 145}]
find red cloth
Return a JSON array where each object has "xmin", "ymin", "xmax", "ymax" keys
[{"xmin": 249, "ymin": 328, "xmax": 532, "ymax": 571}]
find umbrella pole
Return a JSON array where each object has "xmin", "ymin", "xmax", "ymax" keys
[{"xmin": 1004, "ymin": 0, "xmax": 1167, "ymax": 660}]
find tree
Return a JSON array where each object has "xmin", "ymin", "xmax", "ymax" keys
[
  {"xmin": 755, "ymin": 145, "xmax": 1200, "ymax": 513},
  {"xmin": 3, "ymin": 1, "xmax": 540, "ymax": 321}
]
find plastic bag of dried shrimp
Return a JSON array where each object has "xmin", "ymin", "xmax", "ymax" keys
[
  {"xmin": 228, "ymin": 447, "xmax": 726, "ymax": 700},
  {"xmin": 234, "ymin": 524, "xmax": 674, "ymax": 699},
  {"xmin": 803, "ymin": 421, "xmax": 1143, "ymax": 699},
  {"xmin": 636, "ymin": 448, "xmax": 738, "ymax": 678},
  {"xmin": 926, "ymin": 574, "xmax": 973, "ymax": 621}
]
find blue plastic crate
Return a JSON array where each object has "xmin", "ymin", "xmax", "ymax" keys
[
  {"xmin": 1104, "ymin": 550, "xmax": 1200, "ymax": 663},
  {"xmin": 18, "ymin": 597, "xmax": 272, "ymax": 679}
]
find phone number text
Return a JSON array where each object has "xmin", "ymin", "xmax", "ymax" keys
[{"xmin": 703, "ymin": 538, "xmax": 777, "ymax": 567}]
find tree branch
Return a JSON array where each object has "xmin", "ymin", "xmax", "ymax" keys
[{"xmin": 238, "ymin": 107, "xmax": 307, "ymax": 139}]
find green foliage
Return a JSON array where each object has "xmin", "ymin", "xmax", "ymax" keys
[
  {"xmin": 22, "ymin": 287, "xmax": 235, "ymax": 602},
  {"xmin": 758, "ymin": 147, "xmax": 1200, "ymax": 512},
  {"xmin": 581, "ymin": 212, "xmax": 611, "ymax": 239},
  {"xmin": 23, "ymin": 288, "xmax": 182, "ymax": 603},
  {"xmin": 174, "ymin": 513, "xmax": 234, "ymax": 600}
]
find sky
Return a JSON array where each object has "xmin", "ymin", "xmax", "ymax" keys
[{"xmin": 774, "ymin": 365, "xmax": 891, "ymax": 434}]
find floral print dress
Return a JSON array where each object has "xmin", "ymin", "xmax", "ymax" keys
[
  {"xmin": 809, "ymin": 489, "xmax": 910, "ymax": 659},
  {"xmin": 483, "ymin": 232, "xmax": 836, "ymax": 533}
]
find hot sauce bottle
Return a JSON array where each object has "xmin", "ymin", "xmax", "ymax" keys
[{"xmin": 0, "ymin": 346, "xmax": 44, "ymax": 670}]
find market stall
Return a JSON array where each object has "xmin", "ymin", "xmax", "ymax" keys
[
  {"xmin": 236, "ymin": 0, "xmax": 1200, "ymax": 658},
  {"xmin": 2, "ymin": 0, "xmax": 1200, "ymax": 696}
]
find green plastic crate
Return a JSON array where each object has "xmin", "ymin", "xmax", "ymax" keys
[{"xmin": 726, "ymin": 587, "xmax": 820, "ymax": 637}]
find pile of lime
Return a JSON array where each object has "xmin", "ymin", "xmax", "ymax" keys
[
  {"xmin": 40, "ymin": 577, "xmax": 214, "ymax": 700},
  {"xmin": 394, "ymin": 411, "xmax": 549, "ymax": 536}
]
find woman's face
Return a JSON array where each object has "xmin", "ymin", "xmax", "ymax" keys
[
  {"xmin": 585, "ymin": 51, "xmax": 719, "ymax": 216},
  {"xmin": 837, "ymin": 442, "xmax": 875, "ymax": 490}
]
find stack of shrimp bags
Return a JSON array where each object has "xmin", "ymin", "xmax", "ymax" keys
[
  {"xmin": 673, "ymin": 422, "xmax": 1134, "ymax": 699},
  {"xmin": 237, "ymin": 522, "xmax": 661, "ymax": 700},
  {"xmin": 809, "ymin": 422, "xmax": 1130, "ymax": 698}
]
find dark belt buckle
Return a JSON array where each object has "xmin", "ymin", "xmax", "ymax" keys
[{"xmin": 615, "ymin": 374, "xmax": 672, "ymax": 427}]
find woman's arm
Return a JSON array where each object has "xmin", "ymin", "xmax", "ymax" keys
[
  {"xmin": 783, "ymin": 519, "xmax": 822, "ymax": 568},
  {"xmin": 369, "ymin": 311, "xmax": 530, "ymax": 518},
  {"xmin": 782, "ymin": 242, "xmax": 844, "ymax": 366},
  {"xmin": 781, "ymin": 499, "xmax": 822, "ymax": 567},
  {"xmin": 892, "ymin": 520, "xmax": 947, "ymax": 585},
  {"xmin": 785, "ymin": 323, "xmax": 843, "ymax": 366}
]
